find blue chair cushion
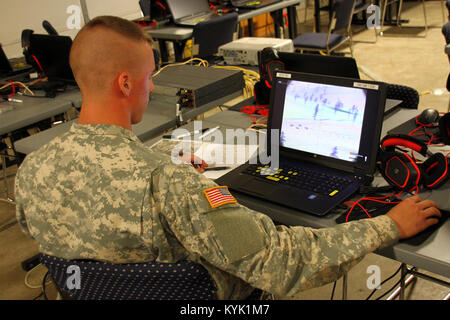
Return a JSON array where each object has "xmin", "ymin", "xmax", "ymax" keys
[
  {"xmin": 293, "ymin": 33, "xmax": 347, "ymax": 50},
  {"xmin": 40, "ymin": 254, "xmax": 217, "ymax": 300}
]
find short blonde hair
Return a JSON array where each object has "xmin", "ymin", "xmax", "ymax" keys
[{"xmin": 77, "ymin": 15, "xmax": 153, "ymax": 45}]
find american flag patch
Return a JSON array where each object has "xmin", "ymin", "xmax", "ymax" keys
[{"xmin": 203, "ymin": 186, "xmax": 237, "ymax": 208}]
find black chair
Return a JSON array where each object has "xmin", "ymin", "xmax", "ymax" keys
[
  {"xmin": 293, "ymin": 0, "xmax": 355, "ymax": 56},
  {"xmin": 40, "ymin": 254, "xmax": 217, "ymax": 300},
  {"xmin": 191, "ymin": 12, "xmax": 238, "ymax": 62},
  {"xmin": 386, "ymin": 83, "xmax": 419, "ymax": 109}
]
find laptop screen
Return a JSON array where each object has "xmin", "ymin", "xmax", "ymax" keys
[
  {"xmin": 165, "ymin": 0, "xmax": 211, "ymax": 20},
  {"xmin": 269, "ymin": 71, "xmax": 386, "ymax": 174}
]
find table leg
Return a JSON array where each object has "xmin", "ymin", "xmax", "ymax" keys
[
  {"xmin": 173, "ymin": 40, "xmax": 187, "ymax": 62},
  {"xmin": 287, "ymin": 5, "xmax": 298, "ymax": 38},
  {"xmin": 270, "ymin": 10, "xmax": 283, "ymax": 38},
  {"xmin": 158, "ymin": 39, "xmax": 169, "ymax": 63},
  {"xmin": 248, "ymin": 18, "xmax": 254, "ymax": 36},
  {"xmin": 314, "ymin": 0, "xmax": 320, "ymax": 32}
]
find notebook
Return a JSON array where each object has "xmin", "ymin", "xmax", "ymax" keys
[
  {"xmin": 230, "ymin": 0, "xmax": 282, "ymax": 10},
  {"xmin": 165, "ymin": 0, "xmax": 219, "ymax": 27},
  {"xmin": 216, "ymin": 71, "xmax": 387, "ymax": 216}
]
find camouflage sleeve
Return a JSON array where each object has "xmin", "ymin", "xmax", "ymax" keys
[
  {"xmin": 14, "ymin": 164, "xmax": 33, "ymax": 239},
  {"xmin": 153, "ymin": 163, "xmax": 399, "ymax": 298}
]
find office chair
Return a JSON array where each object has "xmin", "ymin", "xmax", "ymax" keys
[
  {"xmin": 379, "ymin": 0, "xmax": 435, "ymax": 37},
  {"xmin": 42, "ymin": 21, "xmax": 58, "ymax": 35},
  {"xmin": 191, "ymin": 12, "xmax": 238, "ymax": 62},
  {"xmin": 293, "ymin": 0, "xmax": 356, "ymax": 57},
  {"xmin": 40, "ymin": 254, "xmax": 218, "ymax": 300},
  {"xmin": 386, "ymin": 83, "xmax": 419, "ymax": 109}
]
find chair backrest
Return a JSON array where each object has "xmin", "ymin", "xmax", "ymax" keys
[
  {"xmin": 40, "ymin": 254, "xmax": 217, "ymax": 300},
  {"xmin": 442, "ymin": 21, "xmax": 450, "ymax": 45},
  {"xmin": 192, "ymin": 12, "xmax": 238, "ymax": 59},
  {"xmin": 386, "ymin": 84, "xmax": 419, "ymax": 109},
  {"xmin": 333, "ymin": 0, "xmax": 356, "ymax": 32}
]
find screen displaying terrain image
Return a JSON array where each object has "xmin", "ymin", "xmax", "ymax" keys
[{"xmin": 280, "ymin": 80, "xmax": 368, "ymax": 163}]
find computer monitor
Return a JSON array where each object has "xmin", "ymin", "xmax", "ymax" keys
[
  {"xmin": 278, "ymin": 52, "xmax": 360, "ymax": 79},
  {"xmin": 28, "ymin": 34, "xmax": 75, "ymax": 84}
]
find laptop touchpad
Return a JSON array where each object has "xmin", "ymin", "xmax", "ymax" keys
[{"xmin": 240, "ymin": 179, "xmax": 273, "ymax": 196}]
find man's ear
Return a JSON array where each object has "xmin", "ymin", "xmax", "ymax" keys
[{"xmin": 118, "ymin": 72, "xmax": 131, "ymax": 97}]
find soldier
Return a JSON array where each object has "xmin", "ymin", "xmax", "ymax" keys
[{"xmin": 15, "ymin": 16, "xmax": 441, "ymax": 300}]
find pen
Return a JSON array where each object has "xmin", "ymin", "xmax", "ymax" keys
[
  {"xmin": 163, "ymin": 128, "xmax": 209, "ymax": 139},
  {"xmin": 204, "ymin": 166, "xmax": 231, "ymax": 171},
  {"xmin": 8, "ymin": 98, "xmax": 23, "ymax": 103},
  {"xmin": 199, "ymin": 126, "xmax": 220, "ymax": 139}
]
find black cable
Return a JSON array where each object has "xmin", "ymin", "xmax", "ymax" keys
[
  {"xmin": 0, "ymin": 220, "xmax": 18, "ymax": 233},
  {"xmin": 374, "ymin": 278, "xmax": 402, "ymax": 300},
  {"xmin": 374, "ymin": 267, "xmax": 417, "ymax": 300},
  {"xmin": 41, "ymin": 271, "xmax": 50, "ymax": 300},
  {"xmin": 32, "ymin": 292, "xmax": 43, "ymax": 300},
  {"xmin": 365, "ymin": 264, "xmax": 402, "ymax": 300},
  {"xmin": 330, "ymin": 281, "xmax": 337, "ymax": 300}
]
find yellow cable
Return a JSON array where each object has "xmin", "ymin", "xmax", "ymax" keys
[
  {"xmin": 0, "ymin": 81, "xmax": 35, "ymax": 96},
  {"xmin": 152, "ymin": 58, "xmax": 209, "ymax": 78}
]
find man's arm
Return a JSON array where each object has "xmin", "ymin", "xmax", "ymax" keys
[
  {"xmin": 152, "ymin": 164, "xmax": 402, "ymax": 298},
  {"xmin": 14, "ymin": 166, "xmax": 33, "ymax": 238}
]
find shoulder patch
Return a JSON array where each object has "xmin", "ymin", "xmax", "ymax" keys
[{"xmin": 203, "ymin": 186, "xmax": 237, "ymax": 209}]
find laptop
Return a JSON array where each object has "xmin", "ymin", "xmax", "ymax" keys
[
  {"xmin": 165, "ymin": 0, "xmax": 219, "ymax": 27},
  {"xmin": 216, "ymin": 71, "xmax": 387, "ymax": 216},
  {"xmin": 230, "ymin": 0, "xmax": 282, "ymax": 10},
  {"xmin": 28, "ymin": 34, "xmax": 76, "ymax": 85}
]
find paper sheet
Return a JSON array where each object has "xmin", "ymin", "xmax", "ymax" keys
[{"xmin": 194, "ymin": 143, "xmax": 259, "ymax": 180}]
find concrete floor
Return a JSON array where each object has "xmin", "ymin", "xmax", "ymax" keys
[{"xmin": 0, "ymin": 1, "xmax": 449, "ymax": 300}]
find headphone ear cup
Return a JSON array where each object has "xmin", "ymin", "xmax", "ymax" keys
[
  {"xmin": 439, "ymin": 113, "xmax": 450, "ymax": 145},
  {"xmin": 21, "ymin": 29, "xmax": 40, "ymax": 72},
  {"xmin": 254, "ymin": 81, "xmax": 270, "ymax": 105},
  {"xmin": 421, "ymin": 153, "xmax": 449, "ymax": 189},
  {"xmin": 381, "ymin": 152, "xmax": 421, "ymax": 190}
]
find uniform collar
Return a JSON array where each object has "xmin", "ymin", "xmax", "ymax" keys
[{"xmin": 69, "ymin": 123, "xmax": 140, "ymax": 142}]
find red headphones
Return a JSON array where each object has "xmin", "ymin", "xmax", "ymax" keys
[
  {"xmin": 254, "ymin": 47, "xmax": 285, "ymax": 105},
  {"xmin": 379, "ymin": 134, "xmax": 449, "ymax": 191}
]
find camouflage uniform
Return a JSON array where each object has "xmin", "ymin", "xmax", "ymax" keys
[{"xmin": 15, "ymin": 123, "xmax": 399, "ymax": 299}]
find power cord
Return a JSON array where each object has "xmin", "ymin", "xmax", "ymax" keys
[
  {"xmin": 365, "ymin": 264, "xmax": 406, "ymax": 300},
  {"xmin": 330, "ymin": 281, "xmax": 337, "ymax": 300}
]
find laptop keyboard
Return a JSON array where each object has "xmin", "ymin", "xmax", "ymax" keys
[{"xmin": 243, "ymin": 164, "xmax": 355, "ymax": 197}]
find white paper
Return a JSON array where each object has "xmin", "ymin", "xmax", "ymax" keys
[{"xmin": 194, "ymin": 143, "xmax": 259, "ymax": 179}]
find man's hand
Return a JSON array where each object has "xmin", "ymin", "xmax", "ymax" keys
[
  {"xmin": 386, "ymin": 196, "xmax": 441, "ymax": 239},
  {"xmin": 179, "ymin": 153, "xmax": 208, "ymax": 173}
]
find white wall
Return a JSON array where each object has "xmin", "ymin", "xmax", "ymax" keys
[{"xmin": 0, "ymin": 0, "xmax": 143, "ymax": 58}]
